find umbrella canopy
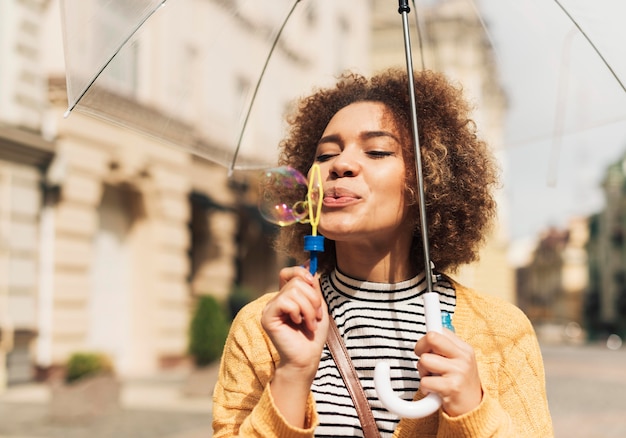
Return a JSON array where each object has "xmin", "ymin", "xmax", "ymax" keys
[
  {"xmin": 60, "ymin": 0, "xmax": 372, "ymax": 171},
  {"xmin": 479, "ymin": 0, "xmax": 626, "ymax": 152},
  {"xmin": 475, "ymin": 0, "xmax": 626, "ymax": 238},
  {"xmin": 59, "ymin": 0, "xmax": 626, "ymax": 174},
  {"xmin": 401, "ymin": 0, "xmax": 626, "ymax": 157},
  {"xmin": 58, "ymin": 0, "xmax": 626, "ymax": 420}
]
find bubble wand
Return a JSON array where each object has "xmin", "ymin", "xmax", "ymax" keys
[
  {"xmin": 258, "ymin": 164, "xmax": 324, "ymax": 275},
  {"xmin": 303, "ymin": 164, "xmax": 324, "ymax": 275}
]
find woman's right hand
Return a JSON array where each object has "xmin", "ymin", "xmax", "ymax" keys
[
  {"xmin": 262, "ymin": 266, "xmax": 329, "ymax": 377},
  {"xmin": 261, "ymin": 266, "xmax": 329, "ymax": 427}
]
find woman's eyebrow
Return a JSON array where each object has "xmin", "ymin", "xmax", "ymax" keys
[
  {"xmin": 362, "ymin": 130, "xmax": 401, "ymax": 144},
  {"xmin": 317, "ymin": 133, "xmax": 341, "ymax": 146},
  {"xmin": 317, "ymin": 130, "xmax": 400, "ymax": 146}
]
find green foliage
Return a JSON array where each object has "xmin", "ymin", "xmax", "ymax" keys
[
  {"xmin": 227, "ymin": 285, "xmax": 255, "ymax": 320},
  {"xmin": 188, "ymin": 295, "xmax": 230, "ymax": 367},
  {"xmin": 65, "ymin": 352, "xmax": 114, "ymax": 384}
]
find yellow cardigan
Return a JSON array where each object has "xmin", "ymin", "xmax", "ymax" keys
[{"xmin": 213, "ymin": 279, "xmax": 554, "ymax": 437}]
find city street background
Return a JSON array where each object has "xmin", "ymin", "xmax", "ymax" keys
[
  {"xmin": 1, "ymin": 343, "xmax": 625, "ymax": 438},
  {"xmin": 1, "ymin": 2, "xmax": 626, "ymax": 437}
]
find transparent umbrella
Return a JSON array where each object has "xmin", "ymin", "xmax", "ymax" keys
[
  {"xmin": 59, "ymin": 0, "xmax": 626, "ymax": 419},
  {"xmin": 60, "ymin": 0, "xmax": 626, "ymax": 172}
]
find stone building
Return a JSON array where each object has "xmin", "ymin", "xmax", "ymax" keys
[
  {"xmin": 0, "ymin": 0, "xmax": 55, "ymax": 390},
  {"xmin": 586, "ymin": 152, "xmax": 626, "ymax": 338},
  {"xmin": 0, "ymin": 0, "xmax": 371, "ymax": 388},
  {"xmin": 516, "ymin": 218, "xmax": 588, "ymax": 327},
  {"xmin": 2, "ymin": 0, "xmax": 516, "ymax": 388}
]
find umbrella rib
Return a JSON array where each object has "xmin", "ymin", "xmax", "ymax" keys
[
  {"xmin": 228, "ymin": 0, "xmax": 302, "ymax": 176},
  {"xmin": 553, "ymin": 0, "xmax": 626, "ymax": 94},
  {"xmin": 547, "ymin": 28, "xmax": 576, "ymax": 188},
  {"xmin": 64, "ymin": 0, "xmax": 169, "ymax": 118},
  {"xmin": 466, "ymin": 0, "xmax": 503, "ymax": 72},
  {"xmin": 410, "ymin": 0, "xmax": 426, "ymax": 70}
]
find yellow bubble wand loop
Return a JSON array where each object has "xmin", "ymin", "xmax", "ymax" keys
[{"xmin": 304, "ymin": 164, "xmax": 324, "ymax": 274}]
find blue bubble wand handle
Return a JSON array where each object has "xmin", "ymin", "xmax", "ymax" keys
[{"xmin": 304, "ymin": 164, "xmax": 324, "ymax": 275}]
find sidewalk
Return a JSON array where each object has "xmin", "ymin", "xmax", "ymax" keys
[
  {"xmin": 4, "ymin": 345, "xmax": 626, "ymax": 437},
  {"xmin": 0, "ymin": 364, "xmax": 219, "ymax": 438}
]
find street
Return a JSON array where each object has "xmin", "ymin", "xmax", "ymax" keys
[
  {"xmin": 0, "ymin": 344, "xmax": 624, "ymax": 437},
  {"xmin": 542, "ymin": 343, "xmax": 626, "ymax": 438}
]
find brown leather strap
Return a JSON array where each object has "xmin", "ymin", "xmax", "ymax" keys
[{"xmin": 326, "ymin": 318, "xmax": 381, "ymax": 438}]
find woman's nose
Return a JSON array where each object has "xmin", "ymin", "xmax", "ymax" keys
[{"xmin": 330, "ymin": 151, "xmax": 360, "ymax": 178}]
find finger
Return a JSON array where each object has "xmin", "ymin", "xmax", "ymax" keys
[
  {"xmin": 414, "ymin": 331, "xmax": 455, "ymax": 357},
  {"xmin": 417, "ymin": 354, "xmax": 466, "ymax": 393},
  {"xmin": 416, "ymin": 329, "xmax": 473, "ymax": 359},
  {"xmin": 263, "ymin": 293, "xmax": 304, "ymax": 326},
  {"xmin": 287, "ymin": 289, "xmax": 322, "ymax": 332},
  {"xmin": 279, "ymin": 266, "xmax": 314, "ymax": 288},
  {"xmin": 417, "ymin": 350, "xmax": 480, "ymax": 397},
  {"xmin": 417, "ymin": 352, "xmax": 451, "ymax": 377},
  {"xmin": 271, "ymin": 280, "xmax": 323, "ymax": 329},
  {"xmin": 418, "ymin": 374, "xmax": 451, "ymax": 398},
  {"xmin": 419, "ymin": 370, "xmax": 480, "ymax": 408},
  {"xmin": 288, "ymin": 275, "xmax": 323, "ymax": 309}
]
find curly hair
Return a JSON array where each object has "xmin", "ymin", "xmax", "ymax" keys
[{"xmin": 273, "ymin": 68, "xmax": 499, "ymax": 274}]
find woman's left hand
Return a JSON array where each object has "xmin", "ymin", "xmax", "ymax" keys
[{"xmin": 414, "ymin": 329, "xmax": 483, "ymax": 417}]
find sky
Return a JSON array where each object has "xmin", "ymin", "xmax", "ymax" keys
[{"xmin": 476, "ymin": 0, "xmax": 626, "ymax": 243}]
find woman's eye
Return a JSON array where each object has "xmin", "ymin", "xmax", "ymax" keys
[
  {"xmin": 367, "ymin": 150, "xmax": 394, "ymax": 159},
  {"xmin": 315, "ymin": 153, "xmax": 336, "ymax": 163}
]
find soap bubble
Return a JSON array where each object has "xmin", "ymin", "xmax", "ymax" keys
[{"xmin": 258, "ymin": 166, "xmax": 310, "ymax": 226}]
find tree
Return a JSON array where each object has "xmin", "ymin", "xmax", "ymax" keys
[{"xmin": 188, "ymin": 295, "xmax": 230, "ymax": 367}]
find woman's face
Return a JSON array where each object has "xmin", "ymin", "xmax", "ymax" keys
[{"xmin": 312, "ymin": 101, "xmax": 413, "ymax": 247}]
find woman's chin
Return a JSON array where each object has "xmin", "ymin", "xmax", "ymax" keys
[{"xmin": 318, "ymin": 227, "xmax": 368, "ymax": 245}]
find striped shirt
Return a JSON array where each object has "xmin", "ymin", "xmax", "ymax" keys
[{"xmin": 312, "ymin": 269, "xmax": 456, "ymax": 437}]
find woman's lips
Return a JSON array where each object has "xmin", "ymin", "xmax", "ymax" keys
[{"xmin": 323, "ymin": 187, "xmax": 361, "ymax": 206}]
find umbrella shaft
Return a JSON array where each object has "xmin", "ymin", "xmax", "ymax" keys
[{"xmin": 398, "ymin": 2, "xmax": 433, "ymax": 294}]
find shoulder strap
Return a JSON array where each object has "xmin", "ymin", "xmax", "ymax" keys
[{"xmin": 326, "ymin": 318, "xmax": 381, "ymax": 438}]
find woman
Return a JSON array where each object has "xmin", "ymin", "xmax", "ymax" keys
[{"xmin": 213, "ymin": 69, "xmax": 553, "ymax": 437}]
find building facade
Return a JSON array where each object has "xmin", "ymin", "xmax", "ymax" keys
[
  {"xmin": 1, "ymin": 0, "xmax": 372, "ymax": 388},
  {"xmin": 586, "ymin": 152, "xmax": 626, "ymax": 338},
  {"xmin": 0, "ymin": 0, "xmax": 54, "ymax": 389},
  {"xmin": 2, "ymin": 0, "xmax": 517, "ymax": 388},
  {"xmin": 516, "ymin": 218, "xmax": 588, "ymax": 330}
]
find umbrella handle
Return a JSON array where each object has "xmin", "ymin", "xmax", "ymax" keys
[{"xmin": 374, "ymin": 292, "xmax": 443, "ymax": 418}]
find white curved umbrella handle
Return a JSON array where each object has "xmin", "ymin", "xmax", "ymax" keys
[{"xmin": 374, "ymin": 292, "xmax": 443, "ymax": 418}]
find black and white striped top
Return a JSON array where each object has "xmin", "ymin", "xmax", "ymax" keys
[{"xmin": 312, "ymin": 269, "xmax": 456, "ymax": 437}]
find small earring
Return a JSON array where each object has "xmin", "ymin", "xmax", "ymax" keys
[{"xmin": 406, "ymin": 187, "xmax": 418, "ymax": 205}]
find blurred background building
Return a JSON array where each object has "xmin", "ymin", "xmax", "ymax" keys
[
  {"xmin": 1, "ymin": 0, "xmax": 371, "ymax": 389},
  {"xmin": 0, "ymin": 0, "xmax": 56, "ymax": 391},
  {"xmin": 3, "ymin": 0, "xmax": 620, "ymax": 392},
  {"xmin": 515, "ymin": 219, "xmax": 588, "ymax": 342},
  {"xmin": 585, "ymin": 152, "xmax": 626, "ymax": 339}
]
